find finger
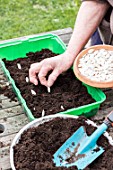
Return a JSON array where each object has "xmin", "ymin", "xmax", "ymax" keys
[
  {"xmin": 38, "ymin": 65, "xmax": 53, "ymax": 86},
  {"xmin": 47, "ymin": 69, "xmax": 60, "ymax": 87},
  {"xmin": 30, "ymin": 62, "xmax": 39, "ymax": 68},
  {"xmin": 29, "ymin": 63, "xmax": 41, "ymax": 85},
  {"xmin": 29, "ymin": 68, "xmax": 38, "ymax": 85}
]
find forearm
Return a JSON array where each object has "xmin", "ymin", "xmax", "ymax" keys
[{"xmin": 66, "ymin": 1, "xmax": 109, "ymax": 64}]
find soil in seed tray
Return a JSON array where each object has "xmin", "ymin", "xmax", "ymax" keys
[
  {"xmin": 13, "ymin": 116, "xmax": 113, "ymax": 170},
  {"xmin": 3, "ymin": 49, "xmax": 95, "ymax": 118}
]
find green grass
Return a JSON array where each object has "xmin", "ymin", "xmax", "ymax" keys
[{"xmin": 0, "ymin": 0, "xmax": 81, "ymax": 40}]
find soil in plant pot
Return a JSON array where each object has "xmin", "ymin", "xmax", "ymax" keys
[
  {"xmin": 3, "ymin": 49, "xmax": 95, "ymax": 118},
  {"xmin": 13, "ymin": 116, "xmax": 113, "ymax": 170}
]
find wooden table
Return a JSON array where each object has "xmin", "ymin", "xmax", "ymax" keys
[{"xmin": 0, "ymin": 28, "xmax": 113, "ymax": 170}]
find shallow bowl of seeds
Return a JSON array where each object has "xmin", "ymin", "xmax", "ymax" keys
[{"xmin": 73, "ymin": 45, "xmax": 113, "ymax": 88}]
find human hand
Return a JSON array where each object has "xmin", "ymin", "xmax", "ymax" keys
[{"xmin": 29, "ymin": 51, "xmax": 74, "ymax": 87}]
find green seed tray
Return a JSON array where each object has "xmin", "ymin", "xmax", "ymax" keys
[{"xmin": 0, "ymin": 33, "xmax": 106, "ymax": 121}]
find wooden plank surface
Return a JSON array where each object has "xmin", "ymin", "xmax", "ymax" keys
[
  {"xmin": 0, "ymin": 27, "xmax": 113, "ymax": 170},
  {"xmin": 0, "ymin": 114, "xmax": 28, "ymax": 137},
  {"xmin": 0, "ymin": 27, "xmax": 72, "ymax": 46},
  {"xmin": 0, "ymin": 146, "xmax": 11, "ymax": 170},
  {"xmin": 0, "ymin": 105, "xmax": 24, "ymax": 119},
  {"xmin": 0, "ymin": 99, "xmax": 19, "ymax": 110}
]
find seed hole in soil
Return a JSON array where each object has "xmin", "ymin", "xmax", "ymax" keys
[{"xmin": 0, "ymin": 124, "xmax": 5, "ymax": 134}]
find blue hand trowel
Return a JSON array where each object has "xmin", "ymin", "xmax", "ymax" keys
[{"xmin": 53, "ymin": 111, "xmax": 113, "ymax": 170}]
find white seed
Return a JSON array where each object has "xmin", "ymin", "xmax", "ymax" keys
[
  {"xmin": 99, "ymin": 49, "xmax": 108, "ymax": 55},
  {"xmin": 47, "ymin": 87, "xmax": 51, "ymax": 93},
  {"xmin": 6, "ymin": 82, "xmax": 10, "ymax": 86},
  {"xmin": 88, "ymin": 49, "xmax": 95, "ymax": 54},
  {"xmin": 25, "ymin": 77, "xmax": 29, "ymax": 83},
  {"xmin": 31, "ymin": 89, "xmax": 36, "ymax": 95},
  {"xmin": 61, "ymin": 105, "xmax": 64, "ymax": 110},
  {"xmin": 42, "ymin": 109, "xmax": 45, "ymax": 117},
  {"xmin": 93, "ymin": 50, "xmax": 99, "ymax": 56},
  {"xmin": 78, "ymin": 63, "xmax": 82, "ymax": 68},
  {"xmin": 109, "ymin": 51, "xmax": 113, "ymax": 56},
  {"xmin": 17, "ymin": 63, "xmax": 22, "ymax": 69}
]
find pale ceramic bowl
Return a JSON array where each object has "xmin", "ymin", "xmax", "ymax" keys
[{"xmin": 10, "ymin": 114, "xmax": 113, "ymax": 170}]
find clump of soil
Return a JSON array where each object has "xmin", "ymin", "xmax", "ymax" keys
[
  {"xmin": 0, "ymin": 141, "xmax": 4, "ymax": 148},
  {"xmin": 3, "ymin": 49, "xmax": 95, "ymax": 118},
  {"xmin": 13, "ymin": 116, "xmax": 113, "ymax": 170}
]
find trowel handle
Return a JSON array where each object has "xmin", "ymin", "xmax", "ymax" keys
[{"xmin": 104, "ymin": 111, "xmax": 113, "ymax": 127}]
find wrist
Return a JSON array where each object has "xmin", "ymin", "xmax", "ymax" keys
[{"xmin": 64, "ymin": 50, "xmax": 77, "ymax": 66}]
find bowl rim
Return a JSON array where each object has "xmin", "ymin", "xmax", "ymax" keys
[{"xmin": 73, "ymin": 45, "xmax": 113, "ymax": 88}]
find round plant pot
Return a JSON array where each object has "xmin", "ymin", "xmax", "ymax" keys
[
  {"xmin": 10, "ymin": 114, "xmax": 113, "ymax": 170},
  {"xmin": 73, "ymin": 45, "xmax": 113, "ymax": 88}
]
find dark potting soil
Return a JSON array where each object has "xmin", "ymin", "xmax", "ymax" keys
[
  {"xmin": 13, "ymin": 116, "xmax": 113, "ymax": 170},
  {"xmin": 3, "ymin": 49, "xmax": 95, "ymax": 118}
]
